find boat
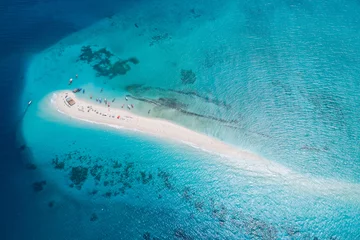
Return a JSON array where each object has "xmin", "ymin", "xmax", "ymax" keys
[
  {"xmin": 127, "ymin": 105, "xmax": 131, "ymax": 109},
  {"xmin": 28, "ymin": 100, "xmax": 32, "ymax": 105},
  {"xmin": 112, "ymin": 98, "xmax": 115, "ymax": 102},
  {"xmin": 72, "ymin": 88, "xmax": 82, "ymax": 93},
  {"xmin": 125, "ymin": 97, "xmax": 128, "ymax": 101}
]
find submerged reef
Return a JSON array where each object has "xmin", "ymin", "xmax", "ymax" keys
[
  {"xmin": 127, "ymin": 94, "xmax": 239, "ymax": 125},
  {"xmin": 125, "ymin": 84, "xmax": 272, "ymax": 139},
  {"xmin": 78, "ymin": 45, "xmax": 139, "ymax": 79},
  {"xmin": 48, "ymin": 200, "xmax": 55, "ymax": 208},
  {"xmin": 174, "ymin": 228, "xmax": 192, "ymax": 240},
  {"xmin": 180, "ymin": 69, "xmax": 196, "ymax": 84},
  {"xmin": 70, "ymin": 166, "xmax": 88, "ymax": 187},
  {"xmin": 19, "ymin": 144, "xmax": 27, "ymax": 151},
  {"xmin": 149, "ymin": 33, "xmax": 171, "ymax": 46},
  {"xmin": 33, "ymin": 180, "xmax": 46, "ymax": 192},
  {"xmin": 48, "ymin": 148, "xmax": 309, "ymax": 238},
  {"xmin": 90, "ymin": 213, "xmax": 98, "ymax": 222},
  {"xmin": 52, "ymin": 156, "xmax": 65, "ymax": 169},
  {"xmin": 25, "ymin": 162, "xmax": 37, "ymax": 170},
  {"xmin": 125, "ymin": 84, "xmax": 232, "ymax": 110}
]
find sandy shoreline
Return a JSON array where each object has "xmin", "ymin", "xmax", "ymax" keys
[{"xmin": 51, "ymin": 90, "xmax": 293, "ymax": 176}]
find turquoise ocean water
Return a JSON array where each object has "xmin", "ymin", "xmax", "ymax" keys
[{"xmin": 20, "ymin": 0, "xmax": 360, "ymax": 239}]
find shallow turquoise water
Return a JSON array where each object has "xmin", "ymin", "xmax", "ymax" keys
[{"xmin": 20, "ymin": 0, "xmax": 360, "ymax": 239}]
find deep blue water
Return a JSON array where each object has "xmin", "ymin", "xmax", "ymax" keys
[{"xmin": 0, "ymin": 1, "xmax": 131, "ymax": 239}]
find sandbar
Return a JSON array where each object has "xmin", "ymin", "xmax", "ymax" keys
[{"xmin": 51, "ymin": 90, "xmax": 291, "ymax": 176}]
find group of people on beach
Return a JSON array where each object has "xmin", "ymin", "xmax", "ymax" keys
[{"xmin": 67, "ymin": 74, "xmax": 152, "ymax": 115}]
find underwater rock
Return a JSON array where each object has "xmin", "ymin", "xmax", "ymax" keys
[
  {"xmin": 189, "ymin": 8, "xmax": 201, "ymax": 18},
  {"xmin": 32, "ymin": 181, "xmax": 46, "ymax": 192},
  {"xmin": 52, "ymin": 157, "xmax": 65, "ymax": 170},
  {"xmin": 194, "ymin": 202, "xmax": 204, "ymax": 211},
  {"xmin": 25, "ymin": 163, "xmax": 37, "ymax": 170},
  {"xmin": 104, "ymin": 191, "xmax": 112, "ymax": 198},
  {"xmin": 113, "ymin": 161, "xmax": 122, "ymax": 169},
  {"xmin": 143, "ymin": 232, "xmax": 151, "ymax": 240},
  {"xmin": 90, "ymin": 213, "xmax": 98, "ymax": 222},
  {"xmin": 90, "ymin": 164, "xmax": 103, "ymax": 181},
  {"xmin": 158, "ymin": 98, "xmax": 188, "ymax": 109},
  {"xmin": 150, "ymin": 33, "xmax": 170, "ymax": 46},
  {"xmin": 140, "ymin": 171, "xmax": 153, "ymax": 184},
  {"xmin": 124, "ymin": 162, "xmax": 134, "ymax": 178},
  {"xmin": 48, "ymin": 200, "xmax": 55, "ymax": 208},
  {"xmin": 245, "ymin": 217, "xmax": 278, "ymax": 240},
  {"xmin": 79, "ymin": 46, "xmax": 94, "ymax": 63},
  {"xmin": 182, "ymin": 187, "xmax": 194, "ymax": 201},
  {"xmin": 112, "ymin": 60, "xmax": 131, "ymax": 75},
  {"xmin": 128, "ymin": 57, "xmax": 139, "ymax": 65},
  {"xmin": 174, "ymin": 228, "xmax": 192, "ymax": 240},
  {"xmin": 19, "ymin": 144, "xmax": 26, "ymax": 151},
  {"xmin": 89, "ymin": 189, "xmax": 98, "ymax": 195},
  {"xmin": 158, "ymin": 170, "xmax": 173, "ymax": 190},
  {"xmin": 70, "ymin": 166, "xmax": 88, "ymax": 186},
  {"xmin": 180, "ymin": 69, "xmax": 196, "ymax": 84}
]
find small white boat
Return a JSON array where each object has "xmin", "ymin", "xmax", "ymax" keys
[
  {"xmin": 28, "ymin": 100, "xmax": 32, "ymax": 105},
  {"xmin": 127, "ymin": 105, "xmax": 131, "ymax": 109},
  {"xmin": 125, "ymin": 97, "xmax": 128, "ymax": 101}
]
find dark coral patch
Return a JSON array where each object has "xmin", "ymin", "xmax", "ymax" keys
[
  {"xmin": 143, "ymin": 232, "xmax": 151, "ymax": 240},
  {"xmin": 19, "ymin": 144, "xmax": 26, "ymax": 151},
  {"xmin": 78, "ymin": 45, "xmax": 138, "ymax": 79},
  {"xmin": 180, "ymin": 69, "xmax": 196, "ymax": 84},
  {"xmin": 48, "ymin": 200, "xmax": 55, "ymax": 208},
  {"xmin": 52, "ymin": 157, "xmax": 65, "ymax": 170},
  {"xmin": 70, "ymin": 166, "xmax": 88, "ymax": 186},
  {"xmin": 32, "ymin": 181, "xmax": 46, "ymax": 192},
  {"xmin": 90, "ymin": 213, "xmax": 98, "ymax": 222},
  {"xmin": 25, "ymin": 162, "xmax": 37, "ymax": 170},
  {"xmin": 128, "ymin": 57, "xmax": 139, "ymax": 64}
]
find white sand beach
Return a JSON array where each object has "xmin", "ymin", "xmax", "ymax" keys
[{"xmin": 52, "ymin": 90, "xmax": 293, "ymax": 175}]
